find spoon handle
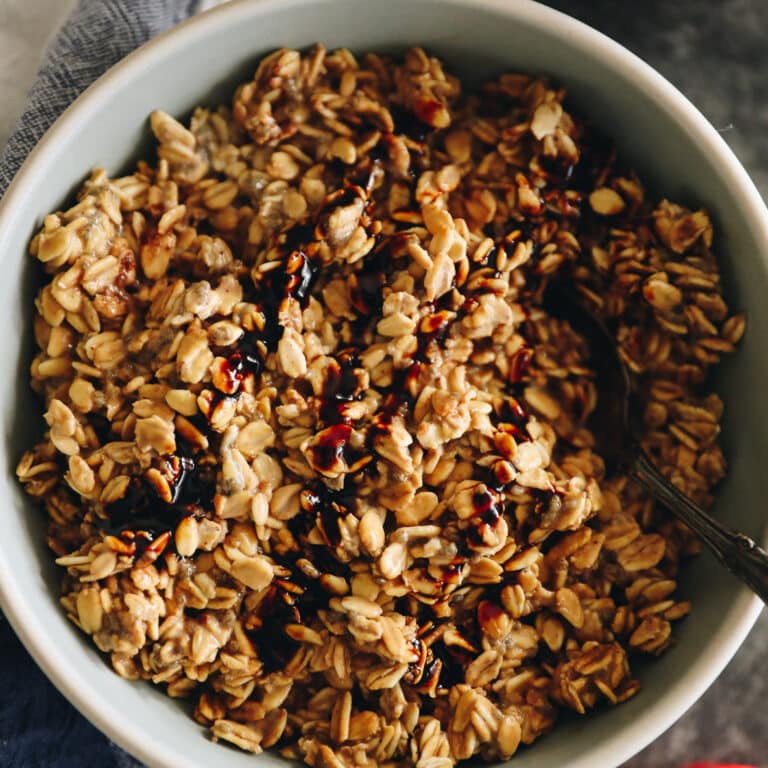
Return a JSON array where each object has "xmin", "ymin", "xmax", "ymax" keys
[{"xmin": 631, "ymin": 450, "xmax": 768, "ymax": 605}]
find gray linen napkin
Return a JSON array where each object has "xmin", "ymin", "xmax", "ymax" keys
[
  {"xmin": 0, "ymin": 0, "xmax": 199, "ymax": 197},
  {"xmin": 0, "ymin": 4, "xmax": 198, "ymax": 765}
]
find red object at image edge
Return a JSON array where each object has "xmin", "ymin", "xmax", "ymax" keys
[{"xmin": 683, "ymin": 763, "xmax": 758, "ymax": 768}]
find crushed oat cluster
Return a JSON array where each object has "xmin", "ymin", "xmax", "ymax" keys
[{"xmin": 17, "ymin": 45, "xmax": 745, "ymax": 767}]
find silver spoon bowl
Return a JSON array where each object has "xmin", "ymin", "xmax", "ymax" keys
[{"xmin": 544, "ymin": 279, "xmax": 768, "ymax": 604}]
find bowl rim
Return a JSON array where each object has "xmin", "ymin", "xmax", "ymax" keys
[{"xmin": 0, "ymin": 0, "xmax": 765, "ymax": 766}]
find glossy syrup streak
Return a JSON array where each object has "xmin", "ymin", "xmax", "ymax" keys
[
  {"xmin": 249, "ymin": 219, "xmax": 319, "ymax": 353},
  {"xmin": 318, "ymin": 350, "xmax": 365, "ymax": 425},
  {"xmin": 246, "ymin": 484, "xmax": 355, "ymax": 673},
  {"xmin": 99, "ymin": 439, "xmax": 215, "ymax": 557}
]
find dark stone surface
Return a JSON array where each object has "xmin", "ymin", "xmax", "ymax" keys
[
  {"xmin": 545, "ymin": 0, "xmax": 768, "ymax": 195},
  {"xmin": 2, "ymin": 2, "xmax": 766, "ymax": 766}
]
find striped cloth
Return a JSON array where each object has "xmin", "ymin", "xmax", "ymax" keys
[{"xmin": 0, "ymin": 0, "xmax": 199, "ymax": 197}]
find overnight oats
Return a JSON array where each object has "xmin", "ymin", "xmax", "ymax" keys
[{"xmin": 17, "ymin": 45, "xmax": 744, "ymax": 766}]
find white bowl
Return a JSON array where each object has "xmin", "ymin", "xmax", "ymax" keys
[{"xmin": 0, "ymin": 1, "xmax": 765, "ymax": 766}]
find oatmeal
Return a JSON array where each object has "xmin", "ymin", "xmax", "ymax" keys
[{"xmin": 17, "ymin": 45, "xmax": 744, "ymax": 766}]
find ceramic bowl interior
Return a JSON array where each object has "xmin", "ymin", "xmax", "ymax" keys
[{"xmin": 0, "ymin": 1, "xmax": 765, "ymax": 766}]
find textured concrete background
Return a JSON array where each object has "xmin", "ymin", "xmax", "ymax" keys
[{"xmin": 0, "ymin": 0, "xmax": 766, "ymax": 766}]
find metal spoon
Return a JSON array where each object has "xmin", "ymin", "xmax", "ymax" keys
[{"xmin": 543, "ymin": 280, "xmax": 768, "ymax": 604}]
